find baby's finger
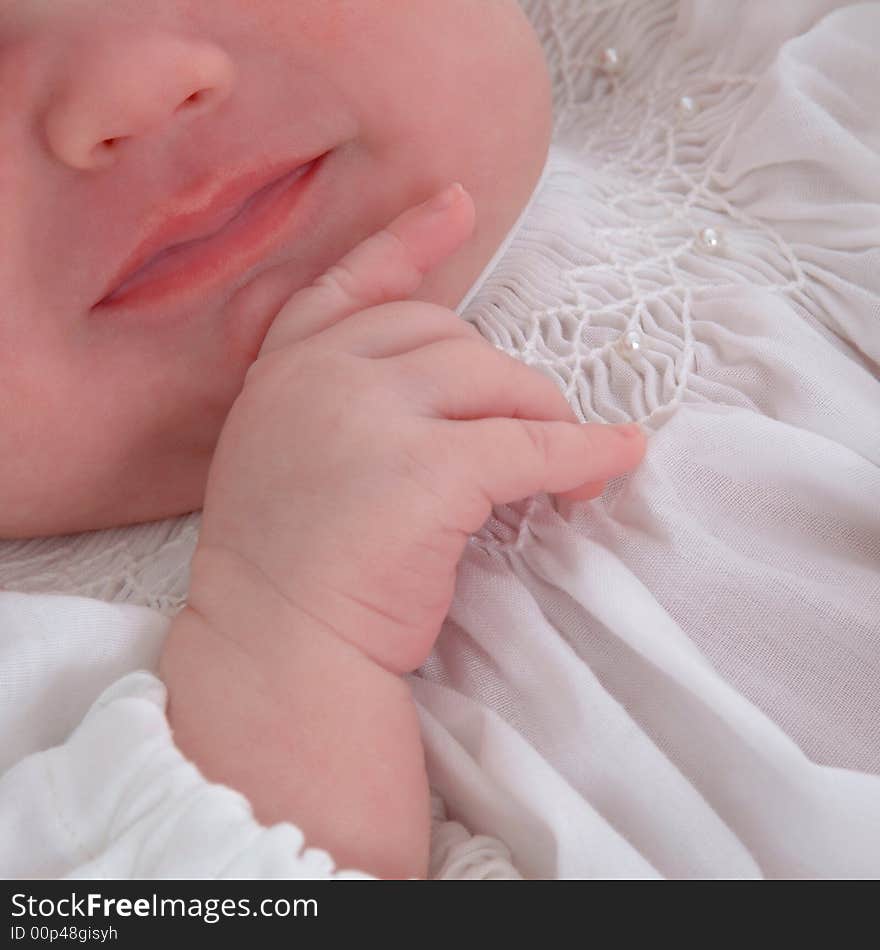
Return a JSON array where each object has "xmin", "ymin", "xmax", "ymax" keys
[
  {"xmin": 437, "ymin": 417, "xmax": 646, "ymax": 532},
  {"xmin": 555, "ymin": 480, "xmax": 608, "ymax": 502},
  {"xmin": 259, "ymin": 183, "xmax": 475, "ymax": 357},
  {"xmin": 392, "ymin": 338, "xmax": 580, "ymax": 424}
]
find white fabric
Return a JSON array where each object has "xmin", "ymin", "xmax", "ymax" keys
[
  {"xmin": 0, "ymin": 594, "xmax": 362, "ymax": 879},
  {"xmin": 0, "ymin": 590, "xmax": 519, "ymax": 879},
  {"xmin": 2, "ymin": 0, "xmax": 879, "ymax": 880}
]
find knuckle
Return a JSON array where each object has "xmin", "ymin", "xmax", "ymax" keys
[
  {"xmin": 244, "ymin": 343, "xmax": 301, "ymax": 390},
  {"xmin": 373, "ymin": 227, "xmax": 425, "ymax": 291},
  {"xmin": 348, "ymin": 302, "xmax": 484, "ymax": 356},
  {"xmin": 576, "ymin": 424, "xmax": 607, "ymax": 457},
  {"xmin": 521, "ymin": 420, "xmax": 552, "ymax": 469},
  {"xmin": 393, "ymin": 422, "xmax": 493, "ymax": 538},
  {"xmin": 313, "ymin": 258, "xmax": 363, "ymax": 303},
  {"xmin": 318, "ymin": 229, "xmax": 422, "ymax": 305},
  {"xmin": 375, "ymin": 226, "xmax": 415, "ymax": 268}
]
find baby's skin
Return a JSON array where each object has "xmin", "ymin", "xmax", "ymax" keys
[
  {"xmin": 160, "ymin": 185, "xmax": 646, "ymax": 877},
  {"xmin": 1, "ymin": 2, "xmax": 647, "ymax": 877},
  {"xmin": 0, "ymin": 0, "xmax": 554, "ymax": 538}
]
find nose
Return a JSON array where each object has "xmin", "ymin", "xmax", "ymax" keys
[{"xmin": 42, "ymin": 29, "xmax": 236, "ymax": 171}]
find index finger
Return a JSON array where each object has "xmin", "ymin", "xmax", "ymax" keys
[{"xmin": 258, "ymin": 182, "xmax": 476, "ymax": 357}]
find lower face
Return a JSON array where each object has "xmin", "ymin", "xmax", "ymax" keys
[{"xmin": 0, "ymin": 0, "xmax": 551, "ymax": 538}]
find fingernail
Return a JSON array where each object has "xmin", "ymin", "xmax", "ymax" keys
[
  {"xmin": 427, "ymin": 182, "xmax": 464, "ymax": 212},
  {"xmin": 614, "ymin": 423, "xmax": 644, "ymax": 439}
]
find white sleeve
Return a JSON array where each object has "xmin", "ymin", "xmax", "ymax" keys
[
  {"xmin": 0, "ymin": 671, "xmax": 372, "ymax": 879},
  {"xmin": 0, "ymin": 592, "xmax": 372, "ymax": 880}
]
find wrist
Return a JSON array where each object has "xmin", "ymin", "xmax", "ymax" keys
[
  {"xmin": 159, "ymin": 543, "xmax": 431, "ymax": 878},
  {"xmin": 182, "ymin": 541, "xmax": 349, "ymax": 667}
]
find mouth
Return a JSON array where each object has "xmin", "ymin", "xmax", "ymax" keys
[{"xmin": 93, "ymin": 151, "xmax": 330, "ymax": 311}]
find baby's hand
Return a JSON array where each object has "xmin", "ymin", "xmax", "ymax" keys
[{"xmin": 193, "ymin": 184, "xmax": 646, "ymax": 674}]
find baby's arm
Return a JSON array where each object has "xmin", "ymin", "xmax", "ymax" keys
[
  {"xmin": 158, "ymin": 184, "xmax": 645, "ymax": 880},
  {"xmin": 160, "ymin": 542, "xmax": 429, "ymax": 879}
]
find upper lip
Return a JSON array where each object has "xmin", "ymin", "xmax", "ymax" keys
[{"xmin": 96, "ymin": 150, "xmax": 326, "ymax": 304}]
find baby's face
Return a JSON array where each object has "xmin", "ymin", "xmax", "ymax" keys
[{"xmin": 0, "ymin": 0, "xmax": 551, "ymax": 538}]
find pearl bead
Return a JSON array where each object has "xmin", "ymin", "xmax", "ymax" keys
[
  {"xmin": 598, "ymin": 47, "xmax": 622, "ymax": 75},
  {"xmin": 620, "ymin": 329, "xmax": 643, "ymax": 353},
  {"xmin": 698, "ymin": 226, "xmax": 723, "ymax": 254},
  {"xmin": 677, "ymin": 95, "xmax": 697, "ymax": 118}
]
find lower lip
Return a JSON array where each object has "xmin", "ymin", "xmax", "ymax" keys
[{"xmin": 94, "ymin": 154, "xmax": 328, "ymax": 311}]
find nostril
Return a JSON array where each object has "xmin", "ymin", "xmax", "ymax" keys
[
  {"xmin": 177, "ymin": 89, "xmax": 209, "ymax": 111},
  {"xmin": 85, "ymin": 136, "xmax": 130, "ymax": 169}
]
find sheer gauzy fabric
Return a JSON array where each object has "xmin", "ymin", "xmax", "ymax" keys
[
  {"xmin": 1, "ymin": 0, "xmax": 878, "ymax": 880},
  {"xmin": 421, "ymin": 0, "xmax": 880, "ymax": 878}
]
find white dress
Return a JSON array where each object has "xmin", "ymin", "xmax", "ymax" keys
[{"xmin": 1, "ymin": 0, "xmax": 878, "ymax": 879}]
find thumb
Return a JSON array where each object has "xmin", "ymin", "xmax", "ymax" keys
[{"xmin": 259, "ymin": 182, "xmax": 475, "ymax": 357}]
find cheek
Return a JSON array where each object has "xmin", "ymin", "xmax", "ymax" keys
[
  {"xmin": 304, "ymin": 4, "xmax": 348, "ymax": 46},
  {"xmin": 256, "ymin": 0, "xmax": 357, "ymax": 49}
]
